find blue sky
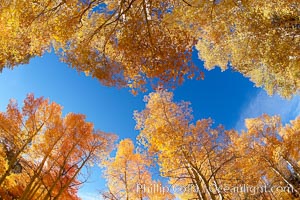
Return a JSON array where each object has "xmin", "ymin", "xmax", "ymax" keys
[{"xmin": 0, "ymin": 52, "xmax": 299, "ymax": 199}]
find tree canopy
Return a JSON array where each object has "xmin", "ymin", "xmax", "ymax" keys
[
  {"xmin": 0, "ymin": 94, "xmax": 116, "ymax": 200},
  {"xmin": 0, "ymin": 0, "xmax": 298, "ymax": 96},
  {"xmin": 0, "ymin": 0, "xmax": 299, "ymax": 199},
  {"xmin": 134, "ymin": 90, "xmax": 300, "ymax": 199}
]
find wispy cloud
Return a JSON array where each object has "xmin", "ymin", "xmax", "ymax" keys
[
  {"xmin": 78, "ymin": 192, "xmax": 103, "ymax": 200},
  {"xmin": 235, "ymin": 90, "xmax": 300, "ymax": 131}
]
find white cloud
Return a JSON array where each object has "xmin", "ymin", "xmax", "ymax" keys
[
  {"xmin": 235, "ymin": 90, "xmax": 300, "ymax": 131},
  {"xmin": 78, "ymin": 192, "xmax": 103, "ymax": 200}
]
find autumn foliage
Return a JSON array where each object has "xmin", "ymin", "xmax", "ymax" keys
[
  {"xmin": 1, "ymin": 92, "xmax": 297, "ymax": 200},
  {"xmin": 133, "ymin": 90, "xmax": 300, "ymax": 199},
  {"xmin": 0, "ymin": 0, "xmax": 298, "ymax": 96},
  {"xmin": 102, "ymin": 138, "xmax": 174, "ymax": 200},
  {"xmin": 0, "ymin": 94, "xmax": 116, "ymax": 200},
  {"xmin": 0, "ymin": 0, "xmax": 299, "ymax": 199}
]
